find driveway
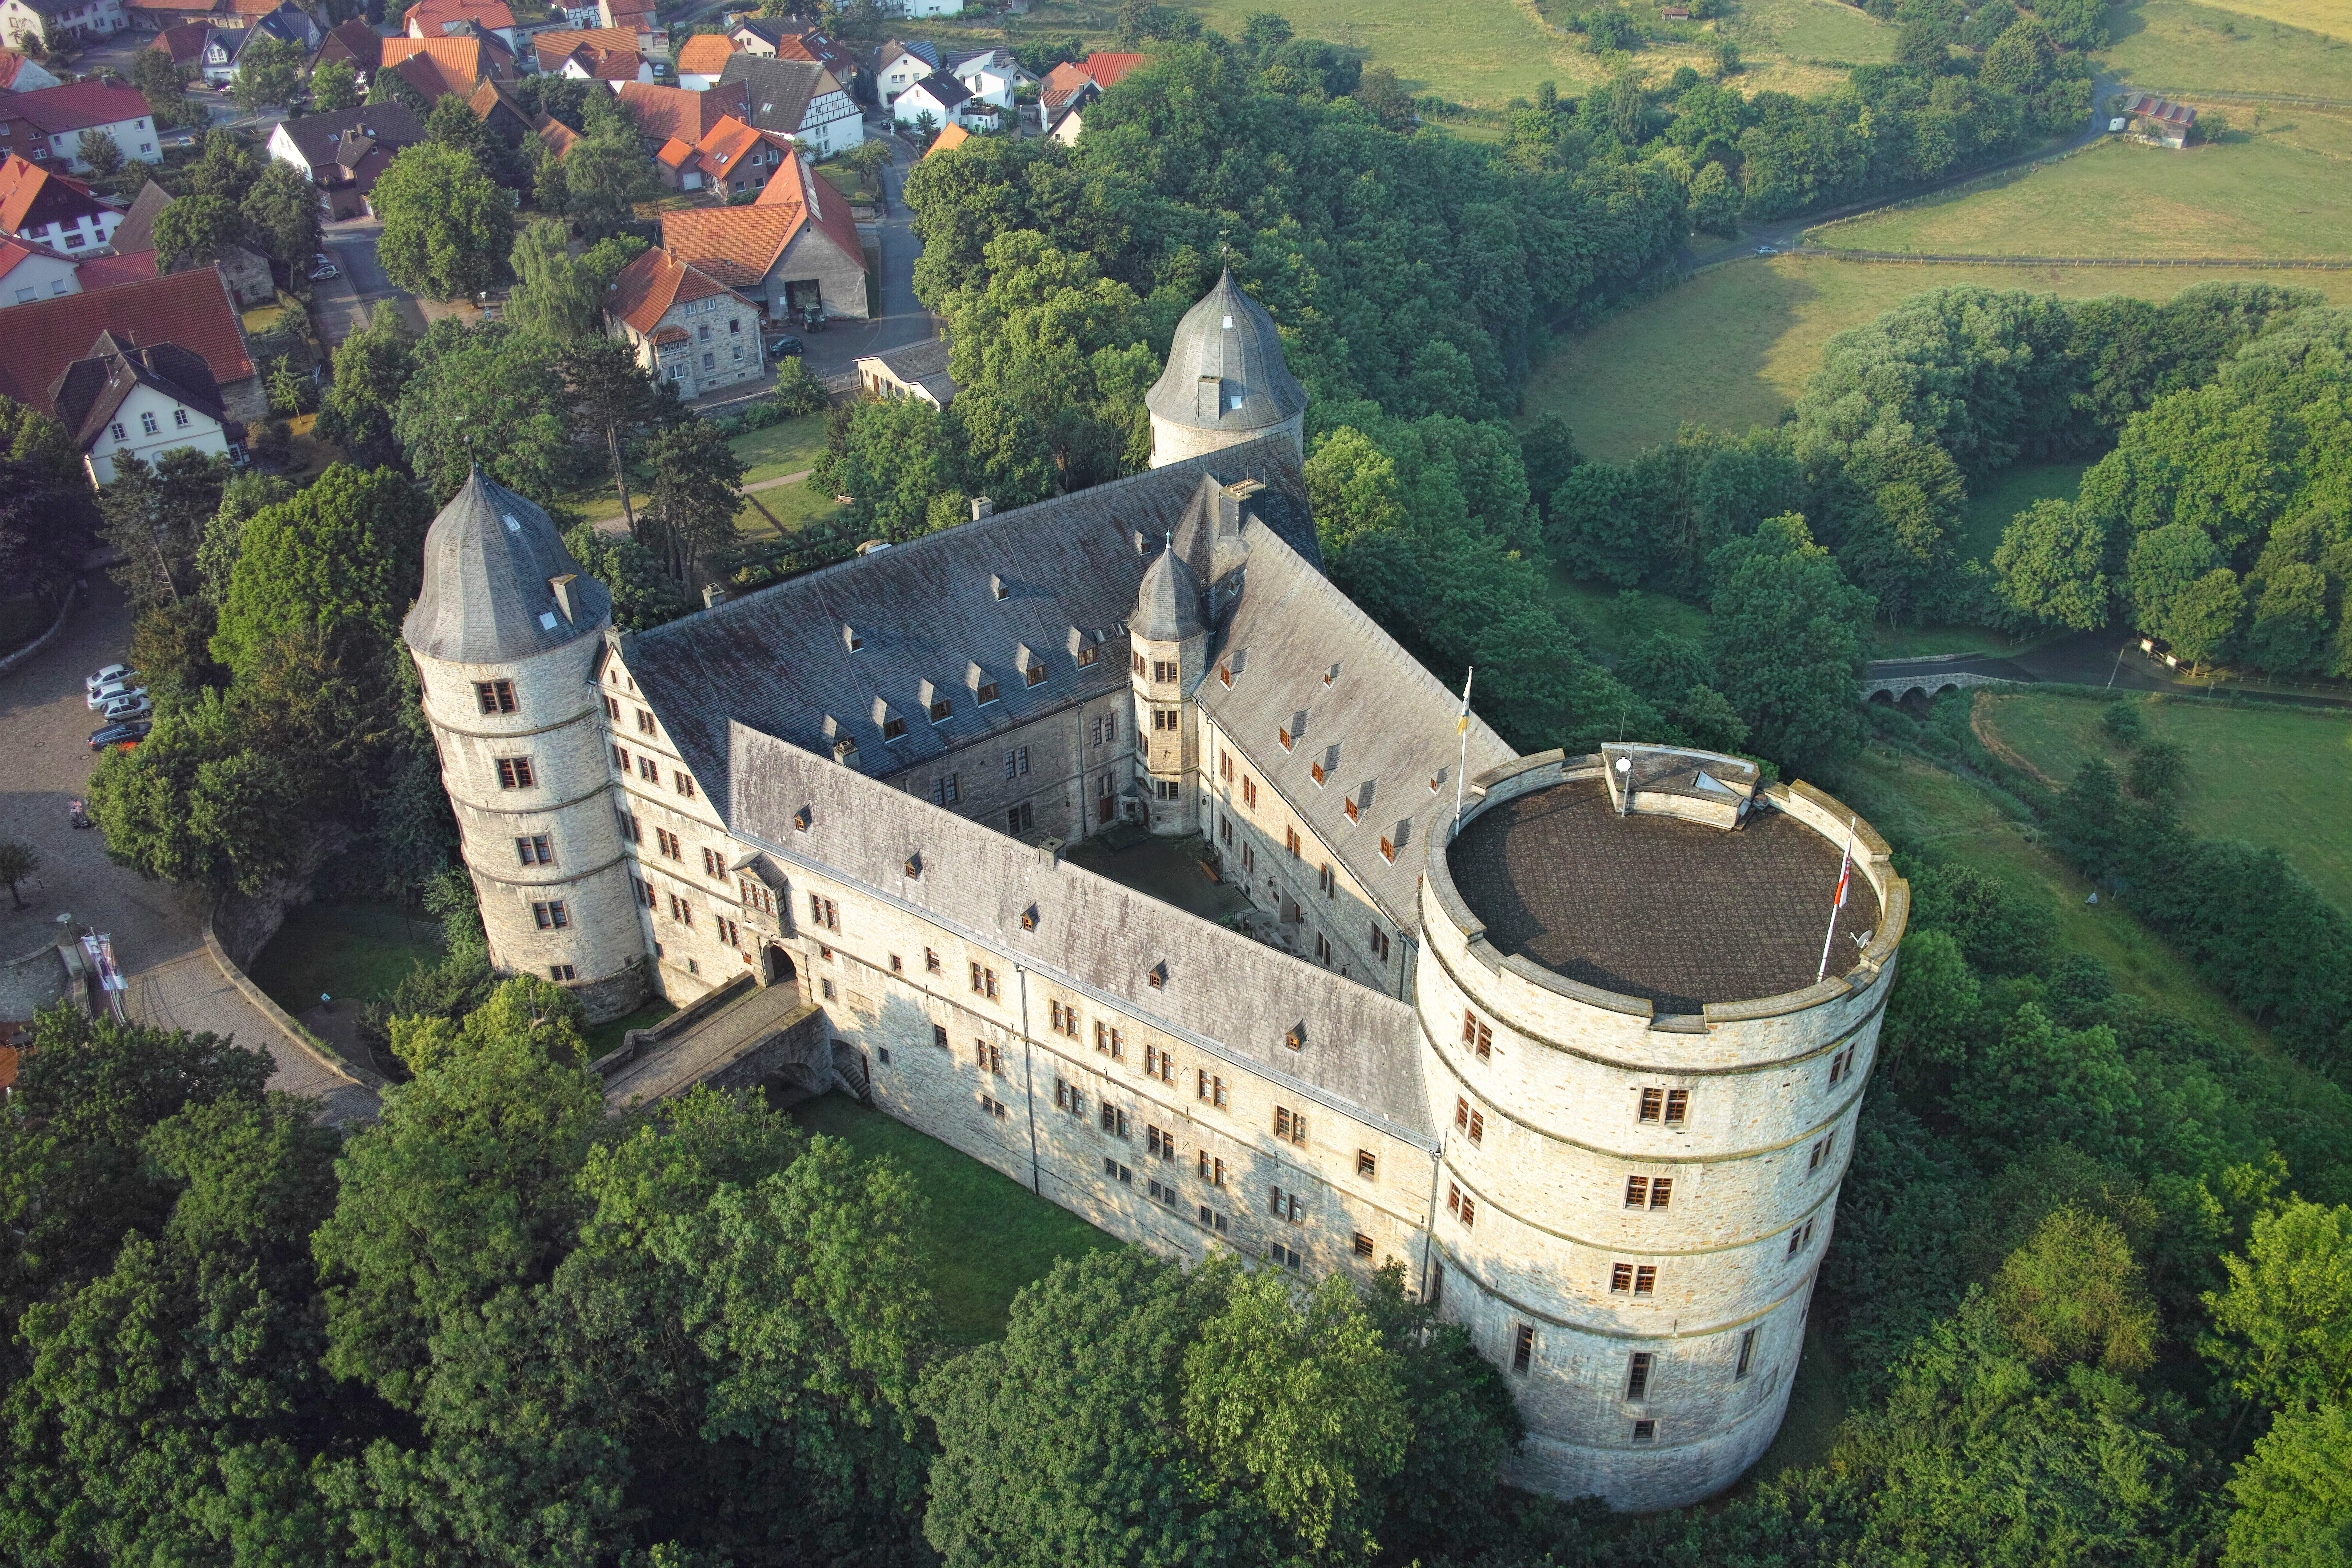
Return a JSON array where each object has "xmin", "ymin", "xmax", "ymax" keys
[
  {"xmin": 0, "ymin": 579, "xmax": 378, "ymax": 1124},
  {"xmin": 319, "ymin": 216, "xmax": 426, "ymax": 345},
  {"xmin": 798, "ymin": 127, "xmax": 936, "ymax": 387}
]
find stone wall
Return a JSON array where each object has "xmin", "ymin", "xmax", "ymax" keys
[{"xmin": 1147, "ymin": 409, "xmax": 1302, "ymax": 470}]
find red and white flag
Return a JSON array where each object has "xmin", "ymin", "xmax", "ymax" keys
[{"xmin": 1818, "ymin": 818, "xmax": 1858, "ymax": 982}]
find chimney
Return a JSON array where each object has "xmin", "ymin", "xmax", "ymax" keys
[
  {"xmin": 703, "ymin": 583, "xmax": 729, "ymax": 609},
  {"xmin": 549, "ymin": 573, "xmax": 577, "ymax": 622},
  {"xmin": 971, "ymin": 496, "xmax": 994, "ymax": 520}
]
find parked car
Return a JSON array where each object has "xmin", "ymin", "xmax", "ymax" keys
[
  {"xmin": 100, "ymin": 692, "xmax": 154, "ymax": 721},
  {"xmin": 309, "ymin": 253, "xmax": 340, "ymax": 281},
  {"xmin": 88, "ymin": 680, "xmax": 145, "ymax": 710},
  {"xmin": 86, "ymin": 663, "xmax": 137, "ymax": 697},
  {"xmin": 89, "ymin": 718, "xmax": 151, "ymax": 751},
  {"xmin": 764, "ymin": 334, "xmax": 804, "ymax": 359}
]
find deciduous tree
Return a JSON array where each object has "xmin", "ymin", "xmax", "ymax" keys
[{"xmin": 371, "ymin": 141, "xmax": 513, "ymax": 301}]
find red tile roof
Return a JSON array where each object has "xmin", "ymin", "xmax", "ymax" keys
[
  {"xmin": 674, "ymin": 32, "xmax": 736, "ymax": 76},
  {"xmin": 532, "ymin": 25, "xmax": 643, "ymax": 78},
  {"xmin": 654, "ymin": 134, "xmax": 693, "ymax": 171},
  {"xmin": 604, "ymin": 243, "xmax": 745, "ymax": 334},
  {"xmin": 616, "ymin": 80, "xmax": 747, "ymax": 144},
  {"xmin": 754, "ymin": 150, "xmax": 862, "ymax": 270},
  {"xmin": 0, "ymin": 267, "xmax": 253, "ymax": 418},
  {"xmin": 146, "ymin": 21, "xmax": 212, "ymax": 65},
  {"xmin": 7, "ymin": 80, "xmax": 153, "ymax": 135},
  {"xmin": 688, "ymin": 112, "xmax": 788, "ymax": 183},
  {"xmin": 380, "ymin": 33, "xmax": 504, "ymax": 93},
  {"xmin": 0, "ymin": 154, "xmax": 102, "ymax": 236},
  {"xmin": 1083, "ymin": 52, "xmax": 1147, "ymax": 88},
  {"xmin": 534, "ymin": 112, "xmax": 579, "ymax": 159},
  {"xmin": 925, "ymin": 122, "xmax": 969, "ymax": 157},
  {"xmin": 75, "ymin": 249, "xmax": 159, "ymax": 288},
  {"xmin": 658, "ymin": 204, "xmax": 799, "ymax": 286},
  {"xmin": 404, "ymin": 0, "xmax": 513, "ymax": 33}
]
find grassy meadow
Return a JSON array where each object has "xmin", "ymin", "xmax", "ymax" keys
[
  {"xmin": 1973, "ymin": 689, "xmax": 2352, "ymax": 913},
  {"xmin": 2101, "ymin": 0, "xmax": 2352, "ymax": 99},
  {"xmin": 789, "ymin": 1090, "xmax": 1116, "ymax": 1344},
  {"xmin": 1522, "ymin": 256, "xmax": 2352, "ymax": 460},
  {"xmin": 1956, "ymin": 460, "xmax": 2090, "ymax": 565},
  {"xmin": 730, "ymin": 412, "xmax": 829, "ymax": 486},
  {"xmin": 1809, "ymin": 133, "xmax": 2352, "ymax": 260}
]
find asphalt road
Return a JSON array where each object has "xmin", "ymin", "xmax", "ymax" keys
[
  {"xmin": 319, "ymin": 217, "xmax": 423, "ymax": 345},
  {"xmin": 797, "ymin": 123, "xmax": 935, "ymax": 386},
  {"xmin": 0, "ymin": 579, "xmax": 378, "ymax": 1124},
  {"xmin": 1868, "ymin": 631, "xmax": 2352, "ymax": 707}
]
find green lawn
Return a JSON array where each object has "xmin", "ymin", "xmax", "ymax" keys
[
  {"xmin": 1957, "ymin": 460, "xmax": 2090, "ymax": 566},
  {"xmin": 1521, "ymin": 256, "xmax": 2352, "ymax": 461},
  {"xmin": 1546, "ymin": 568, "xmax": 1713, "ymax": 660},
  {"xmin": 730, "ymin": 412, "xmax": 829, "ymax": 486},
  {"xmin": 735, "ymin": 477, "xmax": 849, "ymax": 539},
  {"xmin": 1974, "ymin": 689, "xmax": 2352, "ymax": 913},
  {"xmin": 1725, "ymin": 0, "xmax": 1896, "ymax": 69},
  {"xmin": 1838, "ymin": 743, "xmax": 2280, "ymax": 1056},
  {"xmin": 247, "ymin": 902, "xmax": 446, "ymax": 1017},
  {"xmin": 2099, "ymin": 0, "xmax": 2352, "ymax": 100},
  {"xmin": 1810, "ymin": 135, "xmax": 2352, "ymax": 260},
  {"xmin": 788, "ymin": 1091, "xmax": 1117, "ymax": 1344}
]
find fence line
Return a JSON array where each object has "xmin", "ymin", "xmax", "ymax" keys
[{"xmin": 1794, "ymin": 246, "xmax": 2352, "ymax": 270}]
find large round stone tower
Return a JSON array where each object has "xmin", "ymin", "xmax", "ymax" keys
[
  {"xmin": 402, "ymin": 471, "xmax": 649, "ymax": 1021},
  {"xmin": 1414, "ymin": 746, "xmax": 1908, "ymax": 1510},
  {"xmin": 1145, "ymin": 269, "xmax": 1308, "ymax": 468}
]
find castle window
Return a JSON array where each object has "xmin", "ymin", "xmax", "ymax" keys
[
  {"xmin": 617, "ymin": 808, "xmax": 640, "ymax": 844},
  {"xmin": 891, "ymin": 954, "xmax": 903, "ymax": 972},
  {"xmin": 1100, "ymin": 1104, "xmax": 1129, "ymax": 1139},
  {"xmin": 1242, "ymin": 777, "xmax": 1257, "ymax": 809},
  {"xmin": 1343, "ymin": 794, "xmax": 1359, "ymax": 823},
  {"xmin": 638, "ymin": 756, "xmax": 658, "ymax": 782},
  {"xmin": 844, "ymin": 625, "xmax": 863, "ymax": 650},
  {"xmin": 637, "ymin": 879, "xmax": 656, "ymax": 909},
  {"xmin": 1276, "ymin": 725, "xmax": 1293, "ymax": 751},
  {"xmin": 515, "ymin": 833, "xmax": 552, "ymax": 865},
  {"xmin": 494, "ymin": 756, "xmax": 534, "ymax": 789},
  {"xmin": 1446, "ymin": 1182, "xmax": 1460, "ymax": 1217},
  {"xmin": 1197, "ymin": 1070, "xmax": 1225, "ymax": 1107},
  {"xmin": 1309, "ymin": 761, "xmax": 1324, "ymax": 786},
  {"xmin": 1048, "ymin": 999, "xmax": 1077, "ymax": 1037},
  {"xmin": 1005, "ymin": 747, "xmax": 1028, "ymax": 778},
  {"xmin": 1152, "ymin": 707, "xmax": 1179, "ymax": 731},
  {"xmin": 1147, "ymin": 961, "xmax": 1167, "ymax": 989},
  {"xmin": 656, "ymin": 828, "xmax": 680, "ymax": 859},
  {"xmin": 1144, "ymin": 1042, "xmax": 1173, "ymax": 1081},
  {"xmin": 701, "ymin": 846, "xmax": 720, "ymax": 877},
  {"xmin": 1152, "ymin": 660, "xmax": 1178, "ymax": 683},
  {"xmin": 1199, "ymin": 1205, "xmax": 1228, "ymax": 1233},
  {"xmin": 883, "ymin": 716, "xmax": 907, "ymax": 740},
  {"xmin": 1284, "ymin": 1023, "xmax": 1305, "ymax": 1051},
  {"xmin": 1378, "ymin": 834, "xmax": 1396, "ymax": 863},
  {"xmin": 1632, "ymin": 1419, "xmax": 1656, "ymax": 1443},
  {"xmin": 1219, "ymin": 751, "xmax": 1233, "ymax": 782},
  {"xmin": 1269, "ymin": 1186, "xmax": 1301, "ymax": 1224},
  {"xmin": 1626, "ymin": 1352, "xmax": 1653, "ymax": 1401},
  {"xmin": 1284, "ymin": 826, "xmax": 1300, "ymax": 858},
  {"xmin": 1218, "ymin": 664, "xmax": 1232, "ymax": 687},
  {"xmin": 929, "ymin": 698, "xmax": 952, "ymax": 723},
  {"xmin": 1736, "ymin": 1327, "xmax": 1757, "ymax": 1379},
  {"xmin": 978, "ymin": 1040, "xmax": 1004, "ymax": 1075},
  {"xmin": 1462, "ymin": 1013, "xmax": 1492, "ymax": 1059},
  {"xmin": 1096, "ymin": 1021, "xmax": 1122, "ymax": 1058},
  {"xmin": 1198, "ymin": 1150, "xmax": 1225, "ymax": 1186},
  {"xmin": 1054, "ymin": 1077, "xmax": 1081, "ymax": 1115},
  {"xmin": 1132, "ymin": 651, "xmax": 1145, "ymax": 676},
  {"xmin": 1827, "ymin": 1044, "xmax": 1858, "ymax": 1086},
  {"xmin": 1639, "ymin": 1088, "xmax": 1689, "ymax": 1125},
  {"xmin": 1357, "ymin": 1149, "xmax": 1376, "ymax": 1180},
  {"xmin": 926, "ymin": 948, "xmax": 942, "ymax": 973},
  {"xmin": 549, "ymin": 964, "xmax": 575, "ymax": 981},
  {"xmin": 532, "ymin": 900, "xmax": 568, "ymax": 930},
  {"xmin": 676, "ymin": 773, "xmax": 696, "ymax": 799},
  {"xmin": 1077, "ymin": 644, "xmax": 1097, "ymax": 668},
  {"xmin": 1787, "ymin": 1219, "xmax": 1817, "ymax": 1256},
  {"xmin": 1270, "ymin": 1242, "xmax": 1301, "ymax": 1270},
  {"xmin": 604, "ymin": 695, "xmax": 621, "ymax": 720},
  {"xmin": 1026, "ymin": 661, "xmax": 1046, "ymax": 686},
  {"xmin": 933, "ymin": 772, "xmax": 959, "ymax": 805},
  {"xmin": 1007, "ymin": 802, "xmax": 1034, "ymax": 833},
  {"xmin": 1350, "ymin": 1231, "xmax": 1373, "ymax": 1260},
  {"xmin": 1809, "ymin": 1135, "xmax": 1834, "ymax": 1173},
  {"xmin": 1369, "ymin": 923, "xmax": 1390, "ymax": 961},
  {"xmin": 1318, "ymin": 862, "xmax": 1334, "ymax": 896},
  {"xmin": 1273, "ymin": 1106, "xmax": 1305, "ymax": 1144},
  {"xmin": 976, "ymin": 680, "xmax": 1000, "ymax": 705},
  {"xmin": 933, "ymin": 1024, "xmax": 949, "ymax": 1050},
  {"xmin": 1512, "ymin": 1322, "xmax": 1534, "ymax": 1374},
  {"xmin": 636, "ymin": 708, "xmax": 654, "ymax": 735},
  {"xmin": 809, "ymin": 894, "xmax": 838, "ymax": 931}
]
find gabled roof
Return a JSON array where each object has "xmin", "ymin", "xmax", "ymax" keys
[
  {"xmin": 531, "ymin": 24, "xmax": 642, "ymax": 77},
  {"xmin": 615, "ymin": 79, "xmax": 746, "ymax": 144},
  {"xmin": 48, "ymin": 328, "xmax": 229, "ymax": 447},
  {"xmin": 872, "ymin": 37, "xmax": 936, "ymax": 73},
  {"xmin": 404, "ymin": 0, "xmax": 513, "ymax": 33},
  {"xmin": 615, "ymin": 434, "xmax": 1311, "ymax": 812},
  {"xmin": 689, "ymin": 113, "xmax": 784, "ymax": 182},
  {"xmin": 273, "ymin": 102, "xmax": 425, "ymax": 174},
  {"xmin": 380, "ymin": 32, "xmax": 507, "ymax": 96},
  {"xmin": 751, "ymin": 151, "xmax": 862, "ymax": 265},
  {"xmin": 105, "ymin": 178, "xmax": 172, "ymax": 255},
  {"xmin": 898, "ymin": 71, "xmax": 970, "ymax": 111},
  {"xmin": 464, "ymin": 75, "xmax": 536, "ymax": 135},
  {"xmin": 1081, "ymin": 52, "xmax": 1148, "ymax": 88},
  {"xmin": 604, "ymin": 243, "xmax": 745, "ymax": 334},
  {"xmin": 403, "ymin": 469, "xmax": 612, "ymax": 665},
  {"xmin": 75, "ymin": 249, "xmax": 158, "ymax": 288},
  {"xmin": 716, "ymin": 53, "xmax": 834, "ymax": 135},
  {"xmin": 658, "ymin": 203, "xmax": 797, "ymax": 286},
  {"xmin": 654, "ymin": 134, "xmax": 693, "ymax": 172},
  {"xmin": 1039, "ymin": 59, "xmax": 1095, "ymax": 116},
  {"xmin": 318, "ymin": 17, "xmax": 385, "ymax": 68},
  {"xmin": 534, "ymin": 111, "xmax": 580, "ymax": 159},
  {"xmin": 6, "ymin": 80, "xmax": 152, "ymax": 134},
  {"xmin": 146, "ymin": 21, "xmax": 213, "ymax": 64},
  {"xmin": 0, "ymin": 153, "xmax": 104, "ymax": 236},
  {"xmin": 728, "ymin": 722, "xmax": 1434, "ymax": 1141},
  {"xmin": 1145, "ymin": 269, "xmax": 1307, "ymax": 434},
  {"xmin": 0, "ymin": 268, "xmax": 252, "ymax": 418},
  {"xmin": 0, "ymin": 234, "xmax": 70, "ymax": 285},
  {"xmin": 674, "ymin": 31, "xmax": 735, "ymax": 75},
  {"xmin": 924, "ymin": 121, "xmax": 968, "ymax": 157}
]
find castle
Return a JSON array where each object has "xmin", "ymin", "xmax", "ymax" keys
[{"xmin": 401, "ymin": 272, "xmax": 1910, "ymax": 1511}]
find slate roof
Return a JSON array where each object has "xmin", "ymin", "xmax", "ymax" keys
[
  {"xmin": 1196, "ymin": 518, "xmax": 1513, "ymax": 932},
  {"xmin": 48, "ymin": 328, "xmax": 229, "ymax": 446},
  {"xmin": 717, "ymin": 53, "xmax": 836, "ymax": 136},
  {"xmin": 729, "ymin": 722, "xmax": 1434, "ymax": 1141},
  {"xmin": 106, "ymin": 178, "xmax": 171, "ymax": 254},
  {"xmin": 404, "ymin": 468, "xmax": 612, "ymax": 665},
  {"xmin": 274, "ymin": 102, "xmax": 425, "ymax": 174},
  {"xmin": 900, "ymin": 71, "xmax": 970, "ymax": 111},
  {"xmin": 0, "ymin": 267, "xmax": 253, "ymax": 416},
  {"xmin": 1145, "ymin": 269, "xmax": 1307, "ymax": 435},
  {"xmin": 7, "ymin": 80, "xmax": 152, "ymax": 134},
  {"xmin": 1134, "ymin": 546, "xmax": 1203, "ymax": 641},
  {"xmin": 617, "ymin": 434, "xmax": 1312, "ymax": 814}
]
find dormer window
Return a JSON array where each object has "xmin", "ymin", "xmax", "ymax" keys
[
  {"xmin": 1020, "ymin": 905, "xmax": 1038, "ymax": 931},
  {"xmin": 883, "ymin": 716, "xmax": 907, "ymax": 740},
  {"xmin": 991, "ymin": 573, "xmax": 1008, "ymax": 600},
  {"xmin": 1324, "ymin": 663, "xmax": 1339, "ymax": 686},
  {"xmin": 1147, "ymin": 961, "xmax": 1167, "ymax": 989},
  {"xmin": 905, "ymin": 852, "xmax": 922, "ymax": 877},
  {"xmin": 1277, "ymin": 726, "xmax": 1293, "ymax": 751},
  {"xmin": 833, "ymin": 737, "xmax": 857, "ymax": 763},
  {"xmin": 794, "ymin": 806, "xmax": 812, "ymax": 832},
  {"xmin": 929, "ymin": 697, "xmax": 952, "ymax": 723},
  {"xmin": 1218, "ymin": 664, "xmax": 1232, "ymax": 688},
  {"xmin": 1077, "ymin": 645, "xmax": 1097, "ymax": 668},
  {"xmin": 1344, "ymin": 795, "xmax": 1360, "ymax": 823},
  {"xmin": 1285, "ymin": 1023, "xmax": 1304, "ymax": 1051},
  {"xmin": 976, "ymin": 680, "xmax": 999, "ymax": 704},
  {"xmin": 1379, "ymin": 834, "xmax": 1396, "ymax": 862},
  {"xmin": 1026, "ymin": 661, "xmax": 1047, "ymax": 687},
  {"xmin": 1310, "ymin": 761, "xmax": 1325, "ymax": 786},
  {"xmin": 844, "ymin": 624, "xmax": 863, "ymax": 651}
]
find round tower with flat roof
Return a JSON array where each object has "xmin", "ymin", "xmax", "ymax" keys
[
  {"xmin": 1146, "ymin": 270, "xmax": 1308, "ymax": 468},
  {"xmin": 402, "ymin": 471, "xmax": 649, "ymax": 1021},
  {"xmin": 1414, "ymin": 745, "xmax": 1908, "ymax": 1510}
]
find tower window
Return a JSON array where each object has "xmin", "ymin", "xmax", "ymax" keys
[
  {"xmin": 531, "ymin": 900, "xmax": 568, "ymax": 929},
  {"xmin": 494, "ymin": 756, "xmax": 534, "ymax": 789},
  {"xmin": 1626, "ymin": 1352, "xmax": 1653, "ymax": 1401},
  {"xmin": 1354, "ymin": 1231, "xmax": 1375, "ymax": 1259},
  {"xmin": 1512, "ymin": 1322, "xmax": 1534, "ymax": 1374},
  {"xmin": 1624, "ymin": 1176, "xmax": 1648, "ymax": 1208},
  {"xmin": 1462, "ymin": 1012, "xmax": 1492, "ymax": 1059},
  {"xmin": 1632, "ymin": 1419, "xmax": 1656, "ymax": 1443},
  {"xmin": 1787, "ymin": 1219, "xmax": 1817, "ymax": 1256},
  {"xmin": 476, "ymin": 680, "xmax": 517, "ymax": 714},
  {"xmin": 1356, "ymin": 1149, "xmax": 1376, "ymax": 1180},
  {"xmin": 1809, "ymin": 1135, "xmax": 1834, "ymax": 1173},
  {"xmin": 1638, "ymin": 1088, "xmax": 1690, "ymax": 1125},
  {"xmin": 515, "ymin": 833, "xmax": 552, "ymax": 865},
  {"xmin": 1736, "ymin": 1327, "xmax": 1757, "ymax": 1379}
]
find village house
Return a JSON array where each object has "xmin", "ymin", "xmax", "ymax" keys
[
  {"xmin": 405, "ymin": 0, "xmax": 514, "ymax": 48},
  {"xmin": 380, "ymin": 30, "xmax": 516, "ymax": 100},
  {"xmin": 595, "ymin": 0, "xmax": 664, "ymax": 57},
  {"xmin": 673, "ymin": 30, "xmax": 734, "ymax": 90},
  {"xmin": 615, "ymin": 79, "xmax": 747, "ymax": 147},
  {"xmin": 111, "ymin": 177, "xmax": 270, "ymax": 305},
  {"xmin": 0, "ymin": 0, "xmax": 124, "ymax": 49},
  {"xmin": 717, "ymin": 52, "xmax": 861, "ymax": 157},
  {"xmin": 6, "ymin": 80, "xmax": 160, "ymax": 172},
  {"xmin": 604, "ymin": 245, "xmax": 765, "ymax": 398},
  {"xmin": 0, "ymin": 235, "xmax": 78, "ymax": 301},
  {"xmin": 1041, "ymin": 52, "xmax": 1145, "ymax": 144},
  {"xmin": 531, "ymin": 24, "xmax": 651, "ymax": 82},
  {"xmin": 657, "ymin": 152, "xmax": 866, "ymax": 322},
  {"xmin": 266, "ymin": 101, "xmax": 425, "ymax": 218},
  {"xmin": 315, "ymin": 17, "xmax": 384, "ymax": 83},
  {"xmin": 726, "ymin": 13, "xmax": 856, "ymax": 91},
  {"xmin": 0, "ymin": 265, "xmax": 263, "ymax": 470},
  {"xmin": 888, "ymin": 0, "xmax": 960, "ymax": 16},
  {"xmin": 0, "ymin": 152, "xmax": 121, "ymax": 252},
  {"xmin": 951, "ymin": 47, "xmax": 1032, "ymax": 112},
  {"xmin": 52, "ymin": 328, "xmax": 241, "ymax": 482},
  {"xmin": 891, "ymin": 70, "xmax": 974, "ymax": 131},
  {"xmin": 855, "ymin": 336, "xmax": 954, "ymax": 408},
  {"xmin": 869, "ymin": 37, "xmax": 935, "ymax": 102},
  {"xmin": 654, "ymin": 112, "xmax": 791, "ymax": 194},
  {"xmin": 0, "ymin": 47, "xmax": 60, "ymax": 89},
  {"xmin": 198, "ymin": 4, "xmax": 319, "ymax": 87},
  {"xmin": 144, "ymin": 19, "xmax": 209, "ymax": 69}
]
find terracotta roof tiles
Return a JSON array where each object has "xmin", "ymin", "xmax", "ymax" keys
[
  {"xmin": 674, "ymin": 32, "xmax": 736, "ymax": 75},
  {"xmin": 6, "ymin": 80, "xmax": 152, "ymax": 134},
  {"xmin": 0, "ymin": 267, "xmax": 253, "ymax": 417},
  {"xmin": 605, "ymin": 244, "xmax": 745, "ymax": 335}
]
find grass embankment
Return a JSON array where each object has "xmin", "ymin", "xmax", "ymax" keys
[
  {"xmin": 2100, "ymin": 0, "xmax": 2352, "ymax": 99},
  {"xmin": 1810, "ymin": 132, "xmax": 2352, "ymax": 260},
  {"xmin": 1522, "ymin": 255, "xmax": 2352, "ymax": 460},
  {"xmin": 730, "ymin": 414, "xmax": 849, "ymax": 539},
  {"xmin": 1975, "ymin": 688, "xmax": 2352, "ymax": 913},
  {"xmin": 247, "ymin": 902, "xmax": 445, "ymax": 1017},
  {"xmin": 788, "ymin": 1091, "xmax": 1116, "ymax": 1344}
]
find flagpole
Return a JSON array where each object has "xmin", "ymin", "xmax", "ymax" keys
[
  {"xmin": 1451, "ymin": 667, "xmax": 1474, "ymax": 841},
  {"xmin": 1816, "ymin": 816, "xmax": 1857, "ymax": 983}
]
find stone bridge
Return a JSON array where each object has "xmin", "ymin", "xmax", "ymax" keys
[
  {"xmin": 590, "ymin": 974, "xmax": 837, "ymax": 1111},
  {"xmin": 1861, "ymin": 657, "xmax": 2025, "ymax": 704}
]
